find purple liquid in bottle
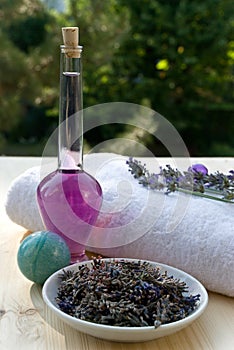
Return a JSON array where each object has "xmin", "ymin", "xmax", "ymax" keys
[
  {"xmin": 37, "ymin": 28, "xmax": 103, "ymax": 263},
  {"xmin": 37, "ymin": 169, "xmax": 102, "ymax": 262}
]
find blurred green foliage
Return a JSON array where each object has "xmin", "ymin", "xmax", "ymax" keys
[{"xmin": 0, "ymin": 0, "xmax": 233, "ymax": 156}]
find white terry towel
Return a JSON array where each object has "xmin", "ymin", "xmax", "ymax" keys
[{"xmin": 5, "ymin": 153, "xmax": 234, "ymax": 297}]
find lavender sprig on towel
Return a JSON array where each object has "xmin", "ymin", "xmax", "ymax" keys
[{"xmin": 127, "ymin": 158, "xmax": 234, "ymax": 203}]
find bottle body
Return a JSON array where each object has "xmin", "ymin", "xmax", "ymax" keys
[
  {"xmin": 37, "ymin": 30, "xmax": 102, "ymax": 263},
  {"xmin": 37, "ymin": 169, "xmax": 102, "ymax": 262}
]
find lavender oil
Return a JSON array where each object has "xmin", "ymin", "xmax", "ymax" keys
[{"xmin": 37, "ymin": 27, "xmax": 102, "ymax": 263}]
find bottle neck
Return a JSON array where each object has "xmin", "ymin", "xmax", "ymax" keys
[{"xmin": 58, "ymin": 45, "xmax": 83, "ymax": 171}]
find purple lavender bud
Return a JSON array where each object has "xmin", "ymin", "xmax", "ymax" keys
[{"xmin": 189, "ymin": 164, "xmax": 208, "ymax": 175}]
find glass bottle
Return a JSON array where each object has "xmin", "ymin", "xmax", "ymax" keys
[{"xmin": 37, "ymin": 27, "xmax": 102, "ymax": 263}]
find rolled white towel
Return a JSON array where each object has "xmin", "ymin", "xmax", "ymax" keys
[{"xmin": 5, "ymin": 154, "xmax": 234, "ymax": 297}]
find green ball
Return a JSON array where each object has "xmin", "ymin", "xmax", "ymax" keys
[{"xmin": 17, "ymin": 231, "xmax": 71, "ymax": 284}]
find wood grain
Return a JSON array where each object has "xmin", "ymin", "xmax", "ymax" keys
[{"xmin": 0, "ymin": 157, "xmax": 234, "ymax": 350}]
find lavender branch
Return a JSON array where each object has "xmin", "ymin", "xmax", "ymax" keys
[{"xmin": 126, "ymin": 157, "xmax": 234, "ymax": 204}]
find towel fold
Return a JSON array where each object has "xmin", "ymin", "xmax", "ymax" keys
[{"xmin": 5, "ymin": 153, "xmax": 234, "ymax": 296}]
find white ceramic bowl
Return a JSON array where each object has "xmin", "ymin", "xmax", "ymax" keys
[{"xmin": 42, "ymin": 258, "xmax": 208, "ymax": 342}]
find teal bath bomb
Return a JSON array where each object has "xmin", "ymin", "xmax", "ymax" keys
[{"xmin": 17, "ymin": 231, "xmax": 71, "ymax": 284}]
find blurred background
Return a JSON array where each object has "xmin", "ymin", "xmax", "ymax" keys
[{"xmin": 0, "ymin": 0, "xmax": 233, "ymax": 157}]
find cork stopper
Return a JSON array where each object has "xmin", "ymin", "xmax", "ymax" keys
[
  {"xmin": 62, "ymin": 27, "xmax": 79, "ymax": 47},
  {"xmin": 61, "ymin": 27, "xmax": 82, "ymax": 58}
]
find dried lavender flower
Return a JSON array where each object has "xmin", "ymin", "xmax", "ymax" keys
[
  {"xmin": 127, "ymin": 158, "xmax": 234, "ymax": 203},
  {"xmin": 56, "ymin": 258, "xmax": 200, "ymax": 328}
]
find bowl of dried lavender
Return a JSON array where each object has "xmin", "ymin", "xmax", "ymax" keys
[{"xmin": 42, "ymin": 257, "xmax": 208, "ymax": 342}]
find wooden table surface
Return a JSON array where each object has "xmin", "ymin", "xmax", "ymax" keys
[{"xmin": 0, "ymin": 156, "xmax": 234, "ymax": 350}]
